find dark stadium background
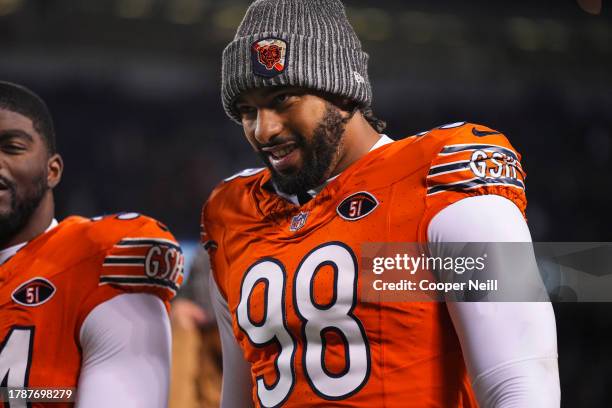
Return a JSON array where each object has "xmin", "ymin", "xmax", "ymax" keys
[{"xmin": 1, "ymin": 0, "xmax": 609, "ymax": 406}]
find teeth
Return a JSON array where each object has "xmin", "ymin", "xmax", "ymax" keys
[{"xmin": 271, "ymin": 146, "xmax": 295, "ymax": 159}]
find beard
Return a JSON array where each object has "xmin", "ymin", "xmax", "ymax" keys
[
  {"xmin": 0, "ymin": 171, "xmax": 48, "ymax": 245},
  {"xmin": 259, "ymin": 102, "xmax": 349, "ymax": 195}
]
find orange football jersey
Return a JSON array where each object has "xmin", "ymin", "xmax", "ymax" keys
[
  {"xmin": 202, "ymin": 122, "xmax": 526, "ymax": 407},
  {"xmin": 0, "ymin": 213, "xmax": 183, "ymax": 407}
]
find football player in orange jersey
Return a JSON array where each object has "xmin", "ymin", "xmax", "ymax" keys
[
  {"xmin": 0, "ymin": 81, "xmax": 183, "ymax": 407},
  {"xmin": 202, "ymin": 1, "xmax": 560, "ymax": 407}
]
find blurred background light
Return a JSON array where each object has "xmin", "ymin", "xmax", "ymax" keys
[
  {"xmin": 576, "ymin": 0, "xmax": 602, "ymax": 15},
  {"xmin": 586, "ymin": 21, "xmax": 612, "ymax": 53},
  {"xmin": 166, "ymin": 0, "xmax": 206, "ymax": 25},
  {"xmin": 437, "ymin": 14, "xmax": 467, "ymax": 48},
  {"xmin": 347, "ymin": 7, "xmax": 392, "ymax": 41},
  {"xmin": 0, "ymin": 0, "xmax": 23, "ymax": 16},
  {"xmin": 507, "ymin": 17, "xmax": 541, "ymax": 51},
  {"xmin": 115, "ymin": 0, "xmax": 154, "ymax": 19},
  {"xmin": 399, "ymin": 11, "xmax": 435, "ymax": 45},
  {"xmin": 541, "ymin": 19, "xmax": 569, "ymax": 52},
  {"xmin": 213, "ymin": 4, "xmax": 247, "ymax": 33}
]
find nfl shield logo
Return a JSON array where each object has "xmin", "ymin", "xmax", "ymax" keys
[
  {"xmin": 289, "ymin": 211, "xmax": 308, "ymax": 232},
  {"xmin": 251, "ymin": 38, "xmax": 288, "ymax": 78}
]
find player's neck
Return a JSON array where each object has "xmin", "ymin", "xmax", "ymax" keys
[
  {"xmin": 0, "ymin": 193, "xmax": 55, "ymax": 250},
  {"xmin": 330, "ymin": 113, "xmax": 382, "ymax": 178}
]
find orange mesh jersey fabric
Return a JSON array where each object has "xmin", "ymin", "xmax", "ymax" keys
[
  {"xmin": 0, "ymin": 214, "xmax": 183, "ymax": 407},
  {"xmin": 202, "ymin": 122, "xmax": 525, "ymax": 408}
]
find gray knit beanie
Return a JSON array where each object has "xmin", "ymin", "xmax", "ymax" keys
[{"xmin": 221, "ymin": 0, "xmax": 372, "ymax": 123}]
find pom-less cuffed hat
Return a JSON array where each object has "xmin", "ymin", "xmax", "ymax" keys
[{"xmin": 221, "ymin": 0, "xmax": 372, "ymax": 123}]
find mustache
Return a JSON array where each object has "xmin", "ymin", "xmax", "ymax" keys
[{"xmin": 256, "ymin": 134, "xmax": 303, "ymax": 150}]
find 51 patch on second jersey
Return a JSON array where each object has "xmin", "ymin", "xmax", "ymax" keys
[{"xmin": 101, "ymin": 237, "xmax": 184, "ymax": 299}]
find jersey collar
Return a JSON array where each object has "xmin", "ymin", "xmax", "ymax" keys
[
  {"xmin": 0, "ymin": 219, "xmax": 59, "ymax": 265},
  {"xmin": 273, "ymin": 134, "xmax": 394, "ymax": 205}
]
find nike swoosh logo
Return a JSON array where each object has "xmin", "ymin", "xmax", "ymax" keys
[{"xmin": 472, "ymin": 127, "xmax": 501, "ymax": 137}]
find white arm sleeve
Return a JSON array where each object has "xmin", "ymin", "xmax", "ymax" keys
[
  {"xmin": 210, "ymin": 274, "xmax": 254, "ymax": 408},
  {"xmin": 428, "ymin": 195, "xmax": 560, "ymax": 408},
  {"xmin": 75, "ymin": 293, "xmax": 171, "ymax": 408}
]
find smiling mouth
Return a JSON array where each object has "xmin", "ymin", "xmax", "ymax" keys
[{"xmin": 261, "ymin": 142, "xmax": 298, "ymax": 160}]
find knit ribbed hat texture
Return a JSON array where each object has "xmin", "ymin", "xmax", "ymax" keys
[{"xmin": 221, "ymin": 0, "xmax": 372, "ymax": 123}]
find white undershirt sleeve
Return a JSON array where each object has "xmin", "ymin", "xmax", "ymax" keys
[
  {"xmin": 210, "ymin": 274, "xmax": 254, "ymax": 408},
  {"xmin": 75, "ymin": 293, "xmax": 171, "ymax": 408},
  {"xmin": 428, "ymin": 195, "xmax": 560, "ymax": 408}
]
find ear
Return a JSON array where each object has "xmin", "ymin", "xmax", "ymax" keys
[{"xmin": 47, "ymin": 153, "xmax": 63, "ymax": 189}]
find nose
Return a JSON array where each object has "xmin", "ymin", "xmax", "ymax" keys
[{"xmin": 253, "ymin": 108, "xmax": 283, "ymax": 146}]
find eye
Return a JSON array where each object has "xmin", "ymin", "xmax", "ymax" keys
[
  {"xmin": 273, "ymin": 93, "xmax": 293, "ymax": 105},
  {"xmin": 235, "ymin": 103, "xmax": 256, "ymax": 117},
  {"xmin": 271, "ymin": 92, "xmax": 300, "ymax": 109},
  {"xmin": 1, "ymin": 143, "xmax": 26, "ymax": 154},
  {"xmin": 273, "ymin": 93, "xmax": 290, "ymax": 104}
]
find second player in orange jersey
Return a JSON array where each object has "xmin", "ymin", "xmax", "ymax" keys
[{"xmin": 0, "ymin": 81, "xmax": 183, "ymax": 408}]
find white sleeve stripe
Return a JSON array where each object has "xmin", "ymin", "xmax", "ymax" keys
[
  {"xmin": 99, "ymin": 276, "xmax": 178, "ymax": 292},
  {"xmin": 439, "ymin": 143, "xmax": 519, "ymax": 160},
  {"xmin": 115, "ymin": 238, "xmax": 181, "ymax": 250}
]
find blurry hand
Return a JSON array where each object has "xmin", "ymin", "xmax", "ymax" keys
[{"xmin": 170, "ymin": 299, "xmax": 209, "ymax": 330}]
